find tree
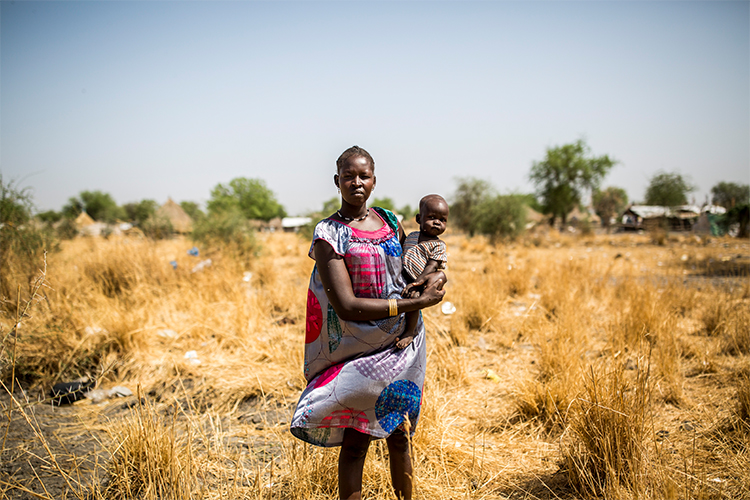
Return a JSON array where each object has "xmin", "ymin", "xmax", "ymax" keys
[
  {"xmin": 644, "ymin": 171, "xmax": 694, "ymax": 206},
  {"xmin": 207, "ymin": 178, "xmax": 285, "ymax": 221},
  {"xmin": 711, "ymin": 181, "xmax": 750, "ymax": 209},
  {"xmin": 450, "ymin": 177, "xmax": 493, "ymax": 236},
  {"xmin": 123, "ymin": 199, "xmax": 158, "ymax": 226},
  {"xmin": 63, "ymin": 190, "xmax": 125, "ymax": 223},
  {"xmin": 320, "ymin": 197, "xmax": 339, "ymax": 216},
  {"xmin": 371, "ymin": 197, "xmax": 396, "ymax": 212},
  {"xmin": 473, "ymin": 194, "xmax": 528, "ymax": 242},
  {"xmin": 529, "ymin": 140, "xmax": 616, "ymax": 225},
  {"xmin": 36, "ymin": 210, "xmax": 62, "ymax": 224},
  {"xmin": 180, "ymin": 201, "xmax": 206, "ymax": 223},
  {"xmin": 593, "ymin": 186, "xmax": 629, "ymax": 230},
  {"xmin": 398, "ymin": 204, "xmax": 415, "ymax": 219}
]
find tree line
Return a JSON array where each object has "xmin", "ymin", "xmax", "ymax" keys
[{"xmin": 4, "ymin": 139, "xmax": 750, "ymax": 244}]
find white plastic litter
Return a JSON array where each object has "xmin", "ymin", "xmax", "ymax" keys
[
  {"xmin": 184, "ymin": 350, "xmax": 201, "ymax": 365},
  {"xmin": 191, "ymin": 258, "xmax": 212, "ymax": 273},
  {"xmin": 157, "ymin": 329, "xmax": 178, "ymax": 338},
  {"xmin": 441, "ymin": 302, "xmax": 456, "ymax": 315},
  {"xmin": 85, "ymin": 385, "xmax": 134, "ymax": 404},
  {"xmin": 243, "ymin": 271, "xmax": 253, "ymax": 282}
]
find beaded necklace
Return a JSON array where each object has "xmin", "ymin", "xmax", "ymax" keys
[{"xmin": 337, "ymin": 208, "xmax": 369, "ymax": 222}]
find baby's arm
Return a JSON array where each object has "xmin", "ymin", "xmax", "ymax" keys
[{"xmin": 403, "ymin": 259, "xmax": 443, "ymax": 298}]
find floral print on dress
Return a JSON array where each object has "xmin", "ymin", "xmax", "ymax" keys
[{"xmin": 291, "ymin": 208, "xmax": 427, "ymax": 448}]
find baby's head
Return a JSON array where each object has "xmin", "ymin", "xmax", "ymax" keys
[{"xmin": 416, "ymin": 194, "xmax": 449, "ymax": 238}]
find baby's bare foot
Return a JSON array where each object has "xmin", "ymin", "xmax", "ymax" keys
[{"xmin": 396, "ymin": 336, "xmax": 414, "ymax": 349}]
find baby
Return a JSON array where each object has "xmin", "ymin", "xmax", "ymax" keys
[{"xmin": 395, "ymin": 194, "xmax": 449, "ymax": 349}]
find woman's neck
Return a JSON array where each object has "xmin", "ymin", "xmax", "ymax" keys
[{"xmin": 338, "ymin": 202, "xmax": 368, "ymax": 221}]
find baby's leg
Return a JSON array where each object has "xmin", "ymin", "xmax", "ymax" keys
[{"xmin": 396, "ymin": 311, "xmax": 419, "ymax": 349}]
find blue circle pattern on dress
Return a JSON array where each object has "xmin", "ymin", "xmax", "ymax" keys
[
  {"xmin": 380, "ymin": 236, "xmax": 402, "ymax": 257},
  {"xmin": 375, "ymin": 380, "xmax": 421, "ymax": 434}
]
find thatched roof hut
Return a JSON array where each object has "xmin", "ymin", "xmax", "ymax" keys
[
  {"xmin": 75, "ymin": 211, "xmax": 95, "ymax": 227},
  {"xmin": 156, "ymin": 198, "xmax": 193, "ymax": 233},
  {"xmin": 567, "ymin": 206, "xmax": 601, "ymax": 225}
]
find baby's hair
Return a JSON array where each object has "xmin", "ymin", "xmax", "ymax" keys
[
  {"xmin": 419, "ymin": 194, "xmax": 448, "ymax": 214},
  {"xmin": 336, "ymin": 146, "xmax": 375, "ymax": 173}
]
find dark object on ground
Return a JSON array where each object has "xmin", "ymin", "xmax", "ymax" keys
[{"xmin": 49, "ymin": 379, "xmax": 94, "ymax": 406}]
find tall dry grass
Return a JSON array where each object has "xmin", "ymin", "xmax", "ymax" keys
[{"xmin": 1, "ymin": 229, "xmax": 748, "ymax": 499}]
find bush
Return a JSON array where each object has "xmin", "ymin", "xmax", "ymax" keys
[
  {"xmin": 55, "ymin": 218, "xmax": 79, "ymax": 240},
  {"xmin": 0, "ymin": 176, "xmax": 58, "ymax": 308},
  {"xmin": 141, "ymin": 214, "xmax": 174, "ymax": 240},
  {"xmin": 473, "ymin": 194, "xmax": 527, "ymax": 242},
  {"xmin": 191, "ymin": 208, "xmax": 258, "ymax": 260}
]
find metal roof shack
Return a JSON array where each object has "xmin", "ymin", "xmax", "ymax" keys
[
  {"xmin": 620, "ymin": 205, "xmax": 701, "ymax": 232},
  {"xmin": 281, "ymin": 217, "xmax": 312, "ymax": 232}
]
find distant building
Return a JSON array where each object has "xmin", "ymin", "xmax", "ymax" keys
[
  {"xmin": 281, "ymin": 217, "xmax": 312, "ymax": 232},
  {"xmin": 620, "ymin": 205, "xmax": 706, "ymax": 232},
  {"xmin": 156, "ymin": 198, "xmax": 193, "ymax": 233}
]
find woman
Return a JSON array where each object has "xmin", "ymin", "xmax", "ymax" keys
[{"xmin": 290, "ymin": 146, "xmax": 446, "ymax": 500}]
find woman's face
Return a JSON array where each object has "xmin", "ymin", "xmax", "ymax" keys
[{"xmin": 335, "ymin": 155, "xmax": 376, "ymax": 206}]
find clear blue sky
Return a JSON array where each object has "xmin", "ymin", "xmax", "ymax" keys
[{"xmin": 2, "ymin": 1, "xmax": 748, "ymax": 215}]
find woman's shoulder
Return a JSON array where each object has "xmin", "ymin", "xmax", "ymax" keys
[
  {"xmin": 309, "ymin": 217, "xmax": 351, "ymax": 258},
  {"xmin": 371, "ymin": 207, "xmax": 399, "ymax": 233}
]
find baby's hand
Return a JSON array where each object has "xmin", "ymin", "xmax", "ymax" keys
[
  {"xmin": 402, "ymin": 283, "xmax": 419, "ymax": 298},
  {"xmin": 395, "ymin": 335, "xmax": 414, "ymax": 349}
]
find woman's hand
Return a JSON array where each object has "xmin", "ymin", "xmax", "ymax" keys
[{"xmin": 416, "ymin": 272, "xmax": 446, "ymax": 307}]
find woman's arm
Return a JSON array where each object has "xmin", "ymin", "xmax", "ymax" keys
[{"xmin": 314, "ymin": 240, "xmax": 444, "ymax": 321}]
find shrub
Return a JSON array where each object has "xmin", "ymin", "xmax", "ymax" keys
[
  {"xmin": 55, "ymin": 218, "xmax": 79, "ymax": 240},
  {"xmin": 473, "ymin": 194, "xmax": 528, "ymax": 242},
  {"xmin": 141, "ymin": 214, "xmax": 174, "ymax": 240},
  {"xmin": 191, "ymin": 208, "xmax": 258, "ymax": 259},
  {"xmin": 0, "ymin": 176, "xmax": 58, "ymax": 308}
]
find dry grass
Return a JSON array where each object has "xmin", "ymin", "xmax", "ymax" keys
[{"xmin": 1, "ymin": 229, "xmax": 748, "ymax": 499}]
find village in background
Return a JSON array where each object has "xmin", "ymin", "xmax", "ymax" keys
[
  {"xmin": 11, "ymin": 140, "xmax": 750, "ymax": 243},
  {"xmin": 0, "ymin": 140, "xmax": 748, "ymax": 499}
]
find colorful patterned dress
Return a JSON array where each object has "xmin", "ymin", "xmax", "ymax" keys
[{"xmin": 290, "ymin": 207, "xmax": 426, "ymax": 447}]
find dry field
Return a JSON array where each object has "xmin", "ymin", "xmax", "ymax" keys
[{"xmin": 1, "ymin": 227, "xmax": 748, "ymax": 500}]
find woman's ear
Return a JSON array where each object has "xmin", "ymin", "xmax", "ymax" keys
[{"xmin": 334, "ymin": 174, "xmax": 339, "ymax": 188}]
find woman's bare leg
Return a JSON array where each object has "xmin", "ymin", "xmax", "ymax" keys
[
  {"xmin": 339, "ymin": 428, "xmax": 371, "ymax": 500},
  {"xmin": 386, "ymin": 429, "xmax": 413, "ymax": 500}
]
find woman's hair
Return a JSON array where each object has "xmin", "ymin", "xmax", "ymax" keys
[{"xmin": 336, "ymin": 146, "xmax": 375, "ymax": 173}]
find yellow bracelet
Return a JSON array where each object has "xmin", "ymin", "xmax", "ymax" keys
[{"xmin": 388, "ymin": 298, "xmax": 398, "ymax": 317}]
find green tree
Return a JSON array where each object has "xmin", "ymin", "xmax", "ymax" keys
[
  {"xmin": 123, "ymin": 199, "xmax": 158, "ymax": 226},
  {"xmin": 514, "ymin": 193, "xmax": 544, "ymax": 214},
  {"xmin": 593, "ymin": 186, "xmax": 629, "ymax": 230},
  {"xmin": 320, "ymin": 197, "xmax": 339, "ymax": 216},
  {"xmin": 180, "ymin": 201, "xmax": 206, "ymax": 223},
  {"xmin": 36, "ymin": 210, "xmax": 62, "ymax": 224},
  {"xmin": 207, "ymin": 178, "xmax": 286, "ymax": 221},
  {"xmin": 644, "ymin": 171, "xmax": 695, "ymax": 206},
  {"xmin": 450, "ymin": 177, "xmax": 493, "ymax": 236},
  {"xmin": 398, "ymin": 204, "xmax": 415, "ymax": 220},
  {"xmin": 371, "ymin": 197, "xmax": 396, "ymax": 212},
  {"xmin": 191, "ymin": 207, "xmax": 257, "ymax": 262},
  {"xmin": 474, "ymin": 194, "xmax": 528, "ymax": 242},
  {"xmin": 63, "ymin": 190, "xmax": 125, "ymax": 223},
  {"xmin": 529, "ymin": 140, "xmax": 616, "ymax": 225},
  {"xmin": 710, "ymin": 181, "xmax": 750, "ymax": 209}
]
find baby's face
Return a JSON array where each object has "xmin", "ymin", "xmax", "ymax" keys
[{"xmin": 418, "ymin": 199, "xmax": 449, "ymax": 237}]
